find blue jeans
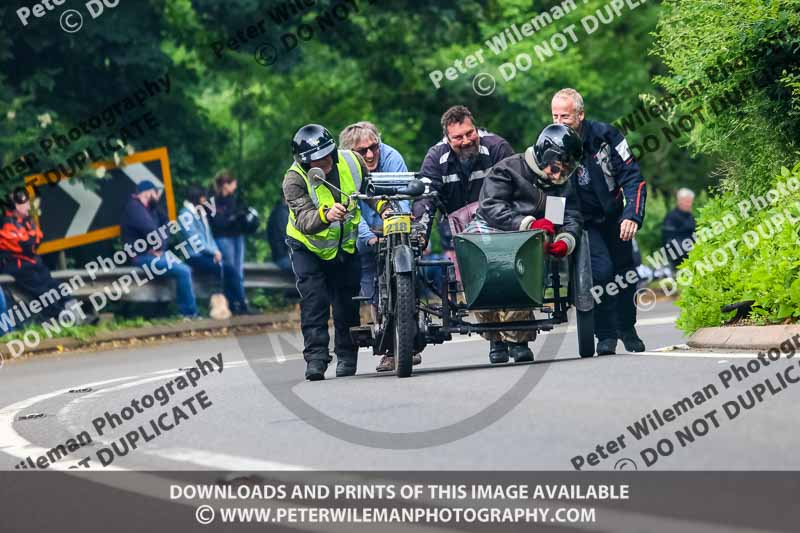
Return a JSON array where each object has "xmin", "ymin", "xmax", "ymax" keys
[
  {"xmin": 186, "ymin": 254, "xmax": 246, "ymax": 307},
  {"xmin": 0, "ymin": 287, "xmax": 11, "ymax": 335},
  {"xmin": 358, "ymin": 248, "xmax": 377, "ymax": 302},
  {"xmin": 216, "ymin": 236, "xmax": 245, "ymax": 280},
  {"xmin": 133, "ymin": 254, "xmax": 197, "ymax": 317}
]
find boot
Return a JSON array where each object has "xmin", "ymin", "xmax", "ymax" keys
[
  {"xmin": 305, "ymin": 360, "xmax": 328, "ymax": 381},
  {"xmin": 488, "ymin": 340, "xmax": 509, "ymax": 364},
  {"xmin": 619, "ymin": 328, "xmax": 646, "ymax": 352},
  {"xmin": 232, "ymin": 301, "xmax": 260, "ymax": 316},
  {"xmin": 596, "ymin": 338, "xmax": 617, "ymax": 356},
  {"xmin": 509, "ymin": 342, "xmax": 534, "ymax": 363},
  {"xmin": 336, "ymin": 359, "xmax": 357, "ymax": 377},
  {"xmin": 376, "ymin": 355, "xmax": 394, "ymax": 372}
]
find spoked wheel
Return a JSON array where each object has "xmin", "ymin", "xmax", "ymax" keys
[
  {"xmin": 577, "ymin": 309, "xmax": 595, "ymax": 358},
  {"xmin": 393, "ymin": 272, "xmax": 416, "ymax": 378}
]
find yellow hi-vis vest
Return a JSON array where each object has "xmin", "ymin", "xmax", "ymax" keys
[{"xmin": 285, "ymin": 150, "xmax": 363, "ymax": 260}]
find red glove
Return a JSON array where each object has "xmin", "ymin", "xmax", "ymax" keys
[
  {"xmin": 545, "ymin": 240, "xmax": 568, "ymax": 258},
  {"xmin": 529, "ymin": 218, "xmax": 555, "ymax": 235}
]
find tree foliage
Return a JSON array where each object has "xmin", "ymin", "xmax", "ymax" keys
[
  {"xmin": 0, "ymin": 0, "xmax": 713, "ymax": 264},
  {"xmin": 653, "ymin": 0, "xmax": 800, "ymax": 331}
]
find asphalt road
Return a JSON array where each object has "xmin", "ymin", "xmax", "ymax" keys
[{"xmin": 1, "ymin": 300, "xmax": 799, "ymax": 472}]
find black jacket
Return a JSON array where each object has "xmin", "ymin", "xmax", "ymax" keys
[
  {"xmin": 572, "ymin": 120, "xmax": 646, "ymax": 227},
  {"xmin": 120, "ymin": 196, "xmax": 168, "ymax": 256},
  {"xmin": 267, "ymin": 202, "xmax": 290, "ymax": 262},
  {"xmin": 477, "ymin": 150, "xmax": 583, "ymax": 254},
  {"xmin": 662, "ymin": 208, "xmax": 695, "ymax": 264},
  {"xmin": 413, "ymin": 129, "xmax": 514, "ymax": 233},
  {"xmin": 210, "ymin": 193, "xmax": 244, "ymax": 238}
]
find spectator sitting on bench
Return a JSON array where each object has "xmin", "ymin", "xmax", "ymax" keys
[
  {"xmin": 0, "ymin": 288, "xmax": 10, "ymax": 335},
  {"xmin": 0, "ymin": 187, "xmax": 68, "ymax": 322},
  {"xmin": 120, "ymin": 180, "xmax": 199, "ymax": 319},
  {"xmin": 180, "ymin": 184, "xmax": 249, "ymax": 315}
]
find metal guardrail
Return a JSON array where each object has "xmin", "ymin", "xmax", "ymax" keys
[{"xmin": 0, "ymin": 262, "xmax": 296, "ymax": 302}]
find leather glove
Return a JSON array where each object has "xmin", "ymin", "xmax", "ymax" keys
[
  {"xmin": 529, "ymin": 218, "xmax": 555, "ymax": 236},
  {"xmin": 545, "ymin": 240, "xmax": 568, "ymax": 258}
]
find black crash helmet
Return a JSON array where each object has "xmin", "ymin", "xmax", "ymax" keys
[
  {"xmin": 533, "ymin": 124, "xmax": 583, "ymax": 187},
  {"xmin": 5, "ymin": 187, "xmax": 29, "ymax": 210},
  {"xmin": 291, "ymin": 124, "xmax": 337, "ymax": 167}
]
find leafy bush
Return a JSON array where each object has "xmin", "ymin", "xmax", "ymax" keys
[
  {"xmin": 652, "ymin": 0, "xmax": 800, "ymax": 332},
  {"xmin": 652, "ymin": 0, "xmax": 800, "ymax": 196},
  {"xmin": 674, "ymin": 162, "xmax": 800, "ymax": 333},
  {"xmin": 635, "ymin": 190, "xmax": 669, "ymax": 260}
]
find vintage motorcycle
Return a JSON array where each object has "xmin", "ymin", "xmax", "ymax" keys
[{"xmin": 348, "ymin": 172, "xmax": 596, "ymax": 378}]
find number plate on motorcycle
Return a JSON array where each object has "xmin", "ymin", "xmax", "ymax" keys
[{"xmin": 383, "ymin": 215, "xmax": 411, "ymax": 235}]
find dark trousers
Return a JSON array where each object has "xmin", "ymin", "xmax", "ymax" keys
[
  {"xmin": 587, "ymin": 219, "xmax": 637, "ymax": 340},
  {"xmin": 186, "ymin": 254, "xmax": 246, "ymax": 308},
  {"xmin": 289, "ymin": 245, "xmax": 361, "ymax": 364},
  {"xmin": 2, "ymin": 256, "xmax": 66, "ymax": 320}
]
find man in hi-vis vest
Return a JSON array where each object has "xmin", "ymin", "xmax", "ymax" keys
[{"xmin": 284, "ymin": 124, "xmax": 381, "ymax": 381}]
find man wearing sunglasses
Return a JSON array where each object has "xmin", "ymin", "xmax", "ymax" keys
[
  {"xmin": 551, "ymin": 88, "xmax": 648, "ymax": 355},
  {"xmin": 471, "ymin": 124, "xmax": 584, "ymax": 363},
  {"xmin": 339, "ymin": 121, "xmax": 418, "ymax": 372}
]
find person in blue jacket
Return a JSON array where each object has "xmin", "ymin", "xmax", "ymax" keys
[
  {"xmin": 0, "ymin": 287, "xmax": 11, "ymax": 336},
  {"xmin": 339, "ymin": 121, "xmax": 417, "ymax": 372},
  {"xmin": 178, "ymin": 185, "xmax": 246, "ymax": 314},
  {"xmin": 180, "ymin": 185, "xmax": 247, "ymax": 314}
]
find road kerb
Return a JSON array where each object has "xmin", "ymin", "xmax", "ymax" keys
[
  {"xmin": 0, "ymin": 310, "xmax": 301, "ymax": 359},
  {"xmin": 688, "ymin": 324, "xmax": 800, "ymax": 351}
]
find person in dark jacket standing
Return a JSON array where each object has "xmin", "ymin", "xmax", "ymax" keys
[
  {"xmin": 121, "ymin": 180, "xmax": 198, "ymax": 318},
  {"xmin": 662, "ymin": 188, "xmax": 696, "ymax": 270},
  {"xmin": 210, "ymin": 171, "xmax": 251, "ymax": 314},
  {"xmin": 471, "ymin": 124, "xmax": 584, "ymax": 363},
  {"xmin": 551, "ymin": 88, "xmax": 647, "ymax": 355},
  {"xmin": 267, "ymin": 195, "xmax": 291, "ymax": 273},
  {"xmin": 413, "ymin": 105, "xmax": 515, "ymax": 242}
]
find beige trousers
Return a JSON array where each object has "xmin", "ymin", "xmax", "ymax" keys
[{"xmin": 474, "ymin": 310, "xmax": 537, "ymax": 342}]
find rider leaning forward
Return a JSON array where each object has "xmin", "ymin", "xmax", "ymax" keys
[
  {"xmin": 283, "ymin": 124, "xmax": 386, "ymax": 381},
  {"xmin": 467, "ymin": 124, "xmax": 584, "ymax": 363}
]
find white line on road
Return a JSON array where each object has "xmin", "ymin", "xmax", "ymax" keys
[
  {"xmin": 640, "ymin": 350, "xmax": 758, "ymax": 359},
  {"xmin": 141, "ymin": 447, "xmax": 310, "ymax": 471},
  {"xmin": 0, "ymin": 374, "xmax": 146, "ymax": 471}
]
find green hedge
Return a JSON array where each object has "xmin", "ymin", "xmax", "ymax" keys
[{"xmin": 673, "ymin": 162, "xmax": 800, "ymax": 333}]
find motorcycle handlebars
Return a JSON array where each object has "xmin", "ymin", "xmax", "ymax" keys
[{"xmin": 364, "ymin": 172, "xmax": 431, "ymax": 198}]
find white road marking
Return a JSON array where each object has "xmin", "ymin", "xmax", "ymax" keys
[
  {"xmin": 0, "ymin": 325, "xmax": 787, "ymax": 533},
  {"xmin": 0, "ymin": 374, "xmax": 145, "ymax": 471},
  {"xmin": 268, "ymin": 332, "xmax": 288, "ymax": 363},
  {"xmin": 1, "ymin": 313, "xmax": 685, "ymax": 471},
  {"xmin": 141, "ymin": 447, "xmax": 310, "ymax": 471},
  {"xmin": 640, "ymin": 350, "xmax": 758, "ymax": 359},
  {"xmin": 0, "ymin": 359, "xmax": 252, "ymax": 471}
]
